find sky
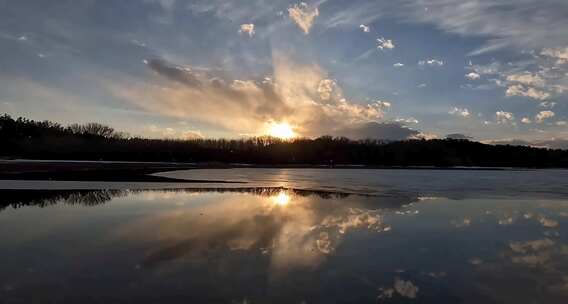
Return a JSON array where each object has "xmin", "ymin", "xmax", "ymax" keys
[{"xmin": 1, "ymin": 0, "xmax": 568, "ymax": 147}]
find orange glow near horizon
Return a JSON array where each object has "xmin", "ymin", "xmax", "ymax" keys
[{"xmin": 267, "ymin": 122, "xmax": 296, "ymax": 140}]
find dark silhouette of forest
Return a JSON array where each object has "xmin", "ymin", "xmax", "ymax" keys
[
  {"xmin": 0, "ymin": 188, "xmax": 355, "ymax": 212},
  {"xmin": 1, "ymin": 114, "xmax": 568, "ymax": 168}
]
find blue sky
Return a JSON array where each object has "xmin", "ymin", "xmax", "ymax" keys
[{"xmin": 1, "ymin": 0, "xmax": 567, "ymax": 146}]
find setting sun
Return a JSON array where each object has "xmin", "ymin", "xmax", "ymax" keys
[
  {"xmin": 272, "ymin": 191, "xmax": 291, "ymax": 206},
  {"xmin": 267, "ymin": 122, "xmax": 296, "ymax": 140}
]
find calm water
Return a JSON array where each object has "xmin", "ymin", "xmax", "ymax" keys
[{"xmin": 1, "ymin": 169, "xmax": 568, "ymax": 303}]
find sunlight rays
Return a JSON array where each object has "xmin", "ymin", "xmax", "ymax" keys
[{"xmin": 267, "ymin": 122, "xmax": 296, "ymax": 140}]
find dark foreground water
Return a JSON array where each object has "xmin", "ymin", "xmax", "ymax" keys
[{"xmin": 2, "ymin": 170, "xmax": 568, "ymax": 303}]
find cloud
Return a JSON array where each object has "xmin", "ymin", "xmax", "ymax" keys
[
  {"xmin": 376, "ymin": 100, "xmax": 392, "ymax": 109},
  {"xmin": 496, "ymin": 111, "xmax": 514, "ymax": 124},
  {"xmin": 540, "ymin": 101, "xmax": 557, "ymax": 109},
  {"xmin": 148, "ymin": 0, "xmax": 177, "ymax": 11},
  {"xmin": 417, "ymin": 83, "xmax": 427, "ymax": 88},
  {"xmin": 541, "ymin": 47, "xmax": 568, "ymax": 64},
  {"xmin": 335, "ymin": 122, "xmax": 420, "ymax": 140},
  {"xmin": 536, "ymin": 110, "xmax": 555, "ymax": 123},
  {"xmin": 506, "ymin": 72, "xmax": 545, "ymax": 87},
  {"xmin": 316, "ymin": 79, "xmax": 336, "ymax": 101},
  {"xmin": 506, "ymin": 84, "xmax": 550, "ymax": 100},
  {"xmin": 394, "ymin": 278, "xmax": 419, "ymax": 299},
  {"xmin": 395, "ymin": 117, "xmax": 419, "ymax": 124},
  {"xmin": 510, "ymin": 238, "xmax": 554, "ymax": 254},
  {"xmin": 465, "ymin": 72, "xmax": 480, "ymax": 80},
  {"xmin": 143, "ymin": 59, "xmax": 201, "ymax": 87},
  {"xmin": 359, "ymin": 24, "xmax": 370, "ymax": 33},
  {"xmin": 508, "ymin": 238, "xmax": 555, "ymax": 266},
  {"xmin": 319, "ymin": 1, "xmax": 384, "ymax": 29},
  {"xmin": 521, "ymin": 117, "xmax": 532, "ymax": 124},
  {"xmin": 446, "ymin": 133, "xmax": 473, "ymax": 140},
  {"xmin": 470, "ymin": 62, "xmax": 502, "ymax": 75},
  {"xmin": 471, "ymin": 55, "xmax": 568, "ymax": 103},
  {"xmin": 238, "ymin": 23, "xmax": 255, "ymax": 37},
  {"xmin": 393, "ymin": 63, "xmax": 404, "ymax": 68},
  {"xmin": 377, "ymin": 37, "xmax": 395, "ymax": 50},
  {"xmin": 288, "ymin": 2, "xmax": 319, "ymax": 34},
  {"xmin": 418, "ymin": 59, "xmax": 444, "ymax": 66},
  {"xmin": 449, "ymin": 107, "xmax": 470, "ymax": 117},
  {"xmin": 398, "ymin": 0, "xmax": 568, "ymax": 54},
  {"xmin": 487, "ymin": 138, "xmax": 568, "ymax": 150},
  {"xmin": 145, "ymin": 124, "xmax": 203, "ymax": 139},
  {"xmin": 117, "ymin": 56, "xmax": 400, "ymax": 138},
  {"xmin": 378, "ymin": 278, "xmax": 419, "ymax": 300},
  {"xmin": 182, "ymin": 130, "xmax": 204, "ymax": 139}
]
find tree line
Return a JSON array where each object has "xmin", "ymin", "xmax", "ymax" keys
[{"xmin": 1, "ymin": 114, "xmax": 568, "ymax": 167}]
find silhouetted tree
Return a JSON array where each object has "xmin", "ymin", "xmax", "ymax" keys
[{"xmin": 1, "ymin": 114, "xmax": 567, "ymax": 167}]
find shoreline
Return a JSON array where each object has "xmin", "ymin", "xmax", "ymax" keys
[{"xmin": 0, "ymin": 159, "xmax": 559, "ymax": 183}]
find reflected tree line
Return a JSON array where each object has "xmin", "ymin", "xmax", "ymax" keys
[
  {"xmin": 2, "ymin": 114, "xmax": 568, "ymax": 167},
  {"xmin": 0, "ymin": 188, "xmax": 355, "ymax": 212}
]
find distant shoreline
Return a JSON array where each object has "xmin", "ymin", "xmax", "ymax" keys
[{"xmin": 0, "ymin": 159, "xmax": 552, "ymax": 183}]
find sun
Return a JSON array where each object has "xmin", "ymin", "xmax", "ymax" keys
[
  {"xmin": 267, "ymin": 122, "xmax": 296, "ymax": 139},
  {"xmin": 272, "ymin": 191, "xmax": 291, "ymax": 206}
]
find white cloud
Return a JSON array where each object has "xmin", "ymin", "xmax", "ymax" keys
[
  {"xmin": 288, "ymin": 2, "xmax": 319, "ymax": 34},
  {"xmin": 556, "ymin": 121, "xmax": 567, "ymax": 126},
  {"xmin": 473, "ymin": 60, "xmax": 567, "ymax": 102},
  {"xmin": 399, "ymin": 0, "xmax": 568, "ymax": 55},
  {"xmin": 539, "ymin": 101, "xmax": 556, "ymax": 108},
  {"xmin": 496, "ymin": 111, "xmax": 514, "ymax": 124},
  {"xmin": 470, "ymin": 62, "xmax": 501, "ymax": 75},
  {"xmin": 393, "ymin": 63, "xmax": 404, "ymax": 68},
  {"xmin": 238, "ymin": 23, "xmax": 255, "ymax": 37},
  {"xmin": 521, "ymin": 117, "xmax": 532, "ymax": 124},
  {"xmin": 376, "ymin": 100, "xmax": 392, "ymax": 109},
  {"xmin": 145, "ymin": 124, "xmax": 203, "ymax": 139},
  {"xmin": 317, "ymin": 79, "xmax": 338, "ymax": 101},
  {"xmin": 377, "ymin": 37, "xmax": 395, "ymax": 50},
  {"xmin": 417, "ymin": 83, "xmax": 427, "ymax": 88},
  {"xmin": 506, "ymin": 72, "xmax": 545, "ymax": 87},
  {"xmin": 465, "ymin": 72, "xmax": 480, "ymax": 80},
  {"xmin": 319, "ymin": 2, "xmax": 384, "ymax": 29},
  {"xmin": 359, "ymin": 24, "xmax": 370, "ymax": 33},
  {"xmin": 535, "ymin": 110, "xmax": 555, "ymax": 123},
  {"xmin": 419, "ymin": 59, "xmax": 444, "ymax": 66},
  {"xmin": 505, "ymin": 84, "xmax": 550, "ymax": 100},
  {"xmin": 378, "ymin": 278, "xmax": 419, "ymax": 300},
  {"xmin": 449, "ymin": 107, "xmax": 470, "ymax": 117},
  {"xmin": 395, "ymin": 117, "xmax": 419, "ymax": 124}
]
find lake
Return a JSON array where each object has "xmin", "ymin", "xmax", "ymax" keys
[{"xmin": 1, "ymin": 169, "xmax": 568, "ymax": 303}]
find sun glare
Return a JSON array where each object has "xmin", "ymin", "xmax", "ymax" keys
[
  {"xmin": 267, "ymin": 122, "xmax": 296, "ymax": 140},
  {"xmin": 272, "ymin": 191, "xmax": 291, "ymax": 206}
]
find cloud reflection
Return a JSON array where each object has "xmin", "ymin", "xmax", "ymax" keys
[{"xmin": 111, "ymin": 189, "xmax": 403, "ymax": 275}]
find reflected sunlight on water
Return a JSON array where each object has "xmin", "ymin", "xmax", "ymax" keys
[
  {"xmin": 271, "ymin": 191, "xmax": 291, "ymax": 206},
  {"xmin": 1, "ymin": 187, "xmax": 568, "ymax": 303}
]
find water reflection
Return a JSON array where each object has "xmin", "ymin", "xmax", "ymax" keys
[
  {"xmin": 112, "ymin": 189, "xmax": 398, "ymax": 273},
  {"xmin": 2, "ymin": 188, "xmax": 568, "ymax": 303},
  {"xmin": 0, "ymin": 187, "xmax": 363, "ymax": 212},
  {"xmin": 271, "ymin": 191, "xmax": 291, "ymax": 206},
  {"xmin": 0, "ymin": 189, "xmax": 127, "ymax": 211}
]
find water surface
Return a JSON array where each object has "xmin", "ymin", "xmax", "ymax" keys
[{"xmin": 1, "ymin": 169, "xmax": 568, "ymax": 303}]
